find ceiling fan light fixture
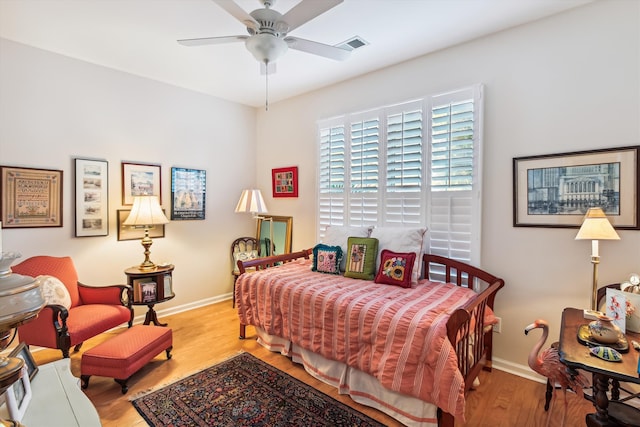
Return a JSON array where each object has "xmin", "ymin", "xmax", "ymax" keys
[{"xmin": 245, "ymin": 33, "xmax": 288, "ymax": 63}]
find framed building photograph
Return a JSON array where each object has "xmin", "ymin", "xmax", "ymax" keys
[
  {"xmin": 117, "ymin": 209, "xmax": 166, "ymax": 241},
  {"xmin": 4, "ymin": 365, "xmax": 32, "ymax": 422},
  {"xmin": 513, "ymin": 146, "xmax": 640, "ymax": 228},
  {"xmin": 170, "ymin": 167, "xmax": 206, "ymax": 220},
  {"xmin": 121, "ymin": 162, "xmax": 161, "ymax": 205},
  {"xmin": 74, "ymin": 158, "xmax": 108, "ymax": 237},
  {"xmin": 0, "ymin": 166, "xmax": 63, "ymax": 228},
  {"xmin": 272, "ymin": 166, "xmax": 298, "ymax": 198},
  {"xmin": 9, "ymin": 342, "xmax": 38, "ymax": 381}
]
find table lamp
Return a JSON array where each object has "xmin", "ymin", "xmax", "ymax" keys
[
  {"xmin": 124, "ymin": 196, "xmax": 169, "ymax": 270},
  {"xmin": 0, "ymin": 249, "xmax": 45, "ymax": 395},
  {"xmin": 575, "ymin": 207, "xmax": 620, "ymax": 310},
  {"xmin": 235, "ymin": 189, "xmax": 274, "ymax": 256}
]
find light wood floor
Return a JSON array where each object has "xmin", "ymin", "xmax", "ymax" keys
[{"xmin": 32, "ymin": 301, "xmax": 595, "ymax": 427}]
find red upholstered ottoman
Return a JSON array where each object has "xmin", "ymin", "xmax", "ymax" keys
[{"xmin": 80, "ymin": 325, "xmax": 172, "ymax": 394}]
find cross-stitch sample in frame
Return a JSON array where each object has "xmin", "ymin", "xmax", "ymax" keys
[{"xmin": 272, "ymin": 166, "xmax": 298, "ymax": 198}]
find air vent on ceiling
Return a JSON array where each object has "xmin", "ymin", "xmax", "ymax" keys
[{"xmin": 336, "ymin": 36, "xmax": 369, "ymax": 51}]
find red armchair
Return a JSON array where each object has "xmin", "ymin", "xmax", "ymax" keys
[{"xmin": 12, "ymin": 256, "xmax": 132, "ymax": 358}]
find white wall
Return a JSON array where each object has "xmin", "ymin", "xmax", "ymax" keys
[
  {"xmin": 255, "ymin": 0, "xmax": 640, "ymax": 378},
  {"xmin": 0, "ymin": 39, "xmax": 258, "ymax": 315}
]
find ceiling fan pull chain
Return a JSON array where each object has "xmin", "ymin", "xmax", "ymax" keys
[{"xmin": 265, "ymin": 60, "xmax": 269, "ymax": 111}]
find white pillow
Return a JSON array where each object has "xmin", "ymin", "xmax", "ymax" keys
[
  {"xmin": 370, "ymin": 227, "xmax": 427, "ymax": 284},
  {"xmin": 233, "ymin": 250, "xmax": 259, "ymax": 273},
  {"xmin": 323, "ymin": 225, "xmax": 372, "ymax": 271},
  {"xmin": 37, "ymin": 275, "xmax": 72, "ymax": 309}
]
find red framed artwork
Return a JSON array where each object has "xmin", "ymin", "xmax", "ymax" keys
[{"xmin": 272, "ymin": 166, "xmax": 298, "ymax": 198}]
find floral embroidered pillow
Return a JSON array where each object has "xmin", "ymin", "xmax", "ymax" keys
[
  {"xmin": 374, "ymin": 250, "xmax": 416, "ymax": 288},
  {"xmin": 312, "ymin": 244, "xmax": 343, "ymax": 275}
]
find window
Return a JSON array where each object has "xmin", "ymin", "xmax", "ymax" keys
[{"xmin": 317, "ymin": 84, "xmax": 483, "ymax": 265}]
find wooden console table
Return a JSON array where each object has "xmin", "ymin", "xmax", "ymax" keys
[
  {"xmin": 0, "ymin": 358, "xmax": 101, "ymax": 426},
  {"xmin": 125, "ymin": 264, "xmax": 175, "ymax": 326},
  {"xmin": 558, "ymin": 307, "xmax": 640, "ymax": 427}
]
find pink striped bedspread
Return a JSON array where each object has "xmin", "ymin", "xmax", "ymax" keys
[{"xmin": 235, "ymin": 258, "xmax": 477, "ymax": 419}]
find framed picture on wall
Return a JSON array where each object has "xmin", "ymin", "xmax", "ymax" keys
[
  {"xmin": 117, "ymin": 209, "xmax": 166, "ymax": 241},
  {"xmin": 272, "ymin": 166, "xmax": 298, "ymax": 198},
  {"xmin": 74, "ymin": 158, "xmax": 109, "ymax": 237},
  {"xmin": 0, "ymin": 166, "xmax": 63, "ymax": 228},
  {"xmin": 121, "ymin": 162, "xmax": 161, "ymax": 205},
  {"xmin": 513, "ymin": 146, "xmax": 640, "ymax": 228},
  {"xmin": 170, "ymin": 167, "xmax": 206, "ymax": 220}
]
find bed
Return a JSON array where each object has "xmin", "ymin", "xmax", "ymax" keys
[{"xmin": 235, "ymin": 249, "xmax": 504, "ymax": 427}]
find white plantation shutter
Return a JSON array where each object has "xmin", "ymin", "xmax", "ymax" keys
[
  {"xmin": 318, "ymin": 85, "xmax": 483, "ymax": 266},
  {"xmin": 385, "ymin": 101, "xmax": 423, "ymax": 225},
  {"xmin": 318, "ymin": 121, "xmax": 346, "ymax": 232},
  {"xmin": 427, "ymin": 86, "xmax": 483, "ymax": 265}
]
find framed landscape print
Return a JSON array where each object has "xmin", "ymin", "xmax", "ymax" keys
[
  {"xmin": 170, "ymin": 167, "xmax": 206, "ymax": 220},
  {"xmin": 117, "ymin": 209, "xmax": 165, "ymax": 241},
  {"xmin": 0, "ymin": 166, "xmax": 63, "ymax": 228},
  {"xmin": 74, "ymin": 158, "xmax": 108, "ymax": 237},
  {"xmin": 121, "ymin": 162, "xmax": 161, "ymax": 205},
  {"xmin": 272, "ymin": 166, "xmax": 298, "ymax": 198},
  {"xmin": 513, "ymin": 146, "xmax": 640, "ymax": 229}
]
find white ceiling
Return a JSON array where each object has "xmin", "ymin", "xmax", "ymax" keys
[{"xmin": 0, "ymin": 0, "xmax": 593, "ymax": 108}]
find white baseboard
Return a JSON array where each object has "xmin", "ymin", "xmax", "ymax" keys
[
  {"xmin": 130, "ymin": 294, "xmax": 227, "ymax": 325},
  {"xmin": 492, "ymin": 357, "xmax": 546, "ymax": 384},
  {"xmin": 25, "ymin": 294, "xmax": 232, "ymax": 354}
]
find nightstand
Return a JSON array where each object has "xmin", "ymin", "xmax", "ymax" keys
[{"xmin": 125, "ymin": 264, "xmax": 175, "ymax": 326}]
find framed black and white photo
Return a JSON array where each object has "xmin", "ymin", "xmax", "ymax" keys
[
  {"xmin": 4, "ymin": 365, "xmax": 32, "ymax": 421},
  {"xmin": 513, "ymin": 146, "xmax": 640, "ymax": 228},
  {"xmin": 74, "ymin": 158, "xmax": 108, "ymax": 237},
  {"xmin": 121, "ymin": 162, "xmax": 161, "ymax": 205},
  {"xmin": 9, "ymin": 342, "xmax": 38, "ymax": 381},
  {"xmin": 170, "ymin": 167, "xmax": 206, "ymax": 220}
]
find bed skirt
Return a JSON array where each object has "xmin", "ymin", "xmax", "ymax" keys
[{"xmin": 255, "ymin": 326, "xmax": 439, "ymax": 427}]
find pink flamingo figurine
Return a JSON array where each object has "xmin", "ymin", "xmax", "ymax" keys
[{"xmin": 525, "ymin": 319, "xmax": 589, "ymax": 427}]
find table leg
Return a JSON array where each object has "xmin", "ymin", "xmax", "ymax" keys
[
  {"xmin": 586, "ymin": 373, "xmax": 616, "ymax": 427},
  {"xmin": 143, "ymin": 304, "xmax": 168, "ymax": 327}
]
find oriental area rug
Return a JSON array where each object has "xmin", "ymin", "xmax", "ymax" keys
[{"xmin": 132, "ymin": 352, "xmax": 385, "ymax": 427}]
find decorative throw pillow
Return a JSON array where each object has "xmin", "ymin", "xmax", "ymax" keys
[
  {"xmin": 37, "ymin": 275, "xmax": 72, "ymax": 309},
  {"xmin": 370, "ymin": 227, "xmax": 427, "ymax": 284},
  {"xmin": 233, "ymin": 250, "xmax": 259, "ymax": 273},
  {"xmin": 344, "ymin": 237, "xmax": 379, "ymax": 280},
  {"xmin": 323, "ymin": 225, "xmax": 371, "ymax": 272},
  {"xmin": 374, "ymin": 250, "xmax": 416, "ymax": 288},
  {"xmin": 312, "ymin": 244, "xmax": 343, "ymax": 275}
]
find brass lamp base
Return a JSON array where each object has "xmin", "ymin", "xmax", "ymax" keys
[{"xmin": 137, "ymin": 229, "xmax": 157, "ymax": 270}]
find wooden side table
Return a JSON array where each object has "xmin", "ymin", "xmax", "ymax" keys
[
  {"xmin": 125, "ymin": 264, "xmax": 175, "ymax": 326},
  {"xmin": 558, "ymin": 307, "xmax": 640, "ymax": 427}
]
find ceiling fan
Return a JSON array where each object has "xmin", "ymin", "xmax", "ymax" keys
[{"xmin": 177, "ymin": 0, "xmax": 352, "ymax": 68}]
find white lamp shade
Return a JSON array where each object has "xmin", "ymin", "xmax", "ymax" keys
[
  {"xmin": 123, "ymin": 196, "xmax": 169, "ymax": 226},
  {"xmin": 235, "ymin": 189, "xmax": 268, "ymax": 214},
  {"xmin": 575, "ymin": 207, "xmax": 620, "ymax": 241}
]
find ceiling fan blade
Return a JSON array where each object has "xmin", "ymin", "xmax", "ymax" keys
[
  {"xmin": 282, "ymin": 0, "xmax": 343, "ymax": 32},
  {"xmin": 211, "ymin": 0, "xmax": 258, "ymax": 30},
  {"xmin": 177, "ymin": 35, "xmax": 248, "ymax": 47},
  {"xmin": 285, "ymin": 36, "xmax": 350, "ymax": 61}
]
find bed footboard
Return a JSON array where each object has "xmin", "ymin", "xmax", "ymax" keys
[
  {"xmin": 423, "ymin": 254, "xmax": 505, "ymax": 427},
  {"xmin": 237, "ymin": 249, "xmax": 312, "ymax": 339}
]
